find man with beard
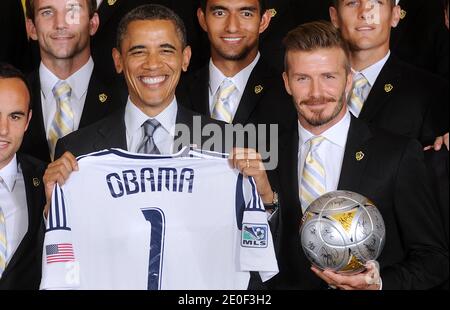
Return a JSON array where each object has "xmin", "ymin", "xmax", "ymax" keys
[
  {"xmin": 177, "ymin": 0, "xmax": 297, "ymax": 158},
  {"xmin": 262, "ymin": 21, "xmax": 448, "ymax": 289},
  {"xmin": 20, "ymin": 0, "xmax": 122, "ymax": 163}
]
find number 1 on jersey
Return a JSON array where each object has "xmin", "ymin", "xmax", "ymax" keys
[{"xmin": 141, "ymin": 208, "xmax": 166, "ymax": 290}]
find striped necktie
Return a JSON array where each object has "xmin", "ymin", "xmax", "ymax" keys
[
  {"xmin": 137, "ymin": 119, "xmax": 161, "ymax": 154},
  {"xmin": 300, "ymin": 136, "xmax": 326, "ymax": 211},
  {"xmin": 212, "ymin": 79, "xmax": 236, "ymax": 123},
  {"xmin": 348, "ymin": 73, "xmax": 371, "ymax": 117},
  {"xmin": 0, "ymin": 205, "xmax": 6, "ymax": 278},
  {"xmin": 48, "ymin": 80, "xmax": 74, "ymax": 161}
]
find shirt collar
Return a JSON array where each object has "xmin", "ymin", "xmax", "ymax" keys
[
  {"xmin": 39, "ymin": 57, "xmax": 94, "ymax": 101},
  {"xmin": 353, "ymin": 51, "xmax": 390, "ymax": 87},
  {"xmin": 209, "ymin": 52, "xmax": 261, "ymax": 95},
  {"xmin": 298, "ymin": 111, "xmax": 351, "ymax": 149},
  {"xmin": 125, "ymin": 97, "xmax": 178, "ymax": 138},
  {"xmin": 396, "ymin": 0, "xmax": 400, "ymax": 5},
  {"xmin": 0, "ymin": 155, "xmax": 19, "ymax": 192}
]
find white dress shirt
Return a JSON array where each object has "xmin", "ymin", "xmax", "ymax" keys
[
  {"xmin": 0, "ymin": 155, "xmax": 28, "ymax": 264},
  {"xmin": 298, "ymin": 112, "xmax": 351, "ymax": 214},
  {"xmin": 96, "ymin": 0, "xmax": 103, "ymax": 8},
  {"xmin": 125, "ymin": 97, "xmax": 178, "ymax": 154},
  {"xmin": 396, "ymin": 0, "xmax": 400, "ymax": 5},
  {"xmin": 39, "ymin": 57, "xmax": 94, "ymax": 139},
  {"xmin": 208, "ymin": 53, "xmax": 260, "ymax": 119}
]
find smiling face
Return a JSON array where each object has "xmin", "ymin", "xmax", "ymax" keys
[
  {"xmin": 0, "ymin": 78, "xmax": 32, "ymax": 170},
  {"xmin": 330, "ymin": 0, "xmax": 400, "ymax": 55},
  {"xmin": 283, "ymin": 47, "xmax": 353, "ymax": 134},
  {"xmin": 197, "ymin": 0, "xmax": 270, "ymax": 65},
  {"xmin": 27, "ymin": 0, "xmax": 99, "ymax": 62},
  {"xmin": 112, "ymin": 19, "xmax": 191, "ymax": 117}
]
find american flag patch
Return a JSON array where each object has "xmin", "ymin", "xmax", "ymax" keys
[{"xmin": 46, "ymin": 243, "xmax": 75, "ymax": 264}]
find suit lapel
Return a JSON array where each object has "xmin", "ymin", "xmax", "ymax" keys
[
  {"xmin": 338, "ymin": 117, "xmax": 372, "ymax": 191},
  {"xmin": 28, "ymin": 71, "xmax": 51, "ymax": 162},
  {"xmin": 233, "ymin": 59, "xmax": 272, "ymax": 125},
  {"xmin": 189, "ymin": 65, "xmax": 210, "ymax": 116},
  {"xmin": 3, "ymin": 155, "xmax": 44, "ymax": 276},
  {"xmin": 79, "ymin": 70, "xmax": 113, "ymax": 128},
  {"xmin": 359, "ymin": 56, "xmax": 401, "ymax": 122},
  {"xmin": 94, "ymin": 109, "xmax": 128, "ymax": 151}
]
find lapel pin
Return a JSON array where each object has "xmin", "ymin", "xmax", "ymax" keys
[
  {"xmin": 254, "ymin": 85, "xmax": 264, "ymax": 94},
  {"xmin": 108, "ymin": 0, "xmax": 117, "ymax": 6},
  {"xmin": 384, "ymin": 84, "xmax": 394, "ymax": 93},
  {"xmin": 99, "ymin": 93, "xmax": 108, "ymax": 103},
  {"xmin": 269, "ymin": 8, "xmax": 277, "ymax": 18},
  {"xmin": 356, "ymin": 151, "xmax": 365, "ymax": 162},
  {"xmin": 33, "ymin": 178, "xmax": 40, "ymax": 187},
  {"xmin": 400, "ymin": 9, "xmax": 407, "ymax": 19}
]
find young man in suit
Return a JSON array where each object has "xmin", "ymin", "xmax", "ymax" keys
[
  {"xmin": 44, "ymin": 5, "xmax": 230, "ymax": 200},
  {"xmin": 20, "ymin": 0, "xmax": 122, "ymax": 163},
  {"xmin": 256, "ymin": 21, "xmax": 448, "ymax": 290},
  {"xmin": 178, "ymin": 0, "xmax": 297, "ymax": 170},
  {"xmin": 0, "ymin": 63, "xmax": 46, "ymax": 290},
  {"xmin": 330, "ymin": 0, "xmax": 448, "ymax": 145},
  {"xmin": 391, "ymin": 0, "xmax": 449, "ymax": 79},
  {"xmin": 244, "ymin": 22, "xmax": 449, "ymax": 290}
]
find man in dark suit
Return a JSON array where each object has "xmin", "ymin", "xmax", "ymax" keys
[
  {"xmin": 44, "ymin": 5, "xmax": 230, "ymax": 201},
  {"xmin": 391, "ymin": 0, "xmax": 449, "ymax": 79},
  {"xmin": 329, "ymin": 0, "xmax": 448, "ymax": 145},
  {"xmin": 178, "ymin": 0, "xmax": 297, "ymax": 168},
  {"xmin": 262, "ymin": 22, "xmax": 448, "ymax": 290},
  {"xmin": 0, "ymin": 63, "xmax": 46, "ymax": 290},
  {"xmin": 20, "ymin": 0, "xmax": 122, "ymax": 163},
  {"xmin": 0, "ymin": 0, "xmax": 31, "ymax": 73}
]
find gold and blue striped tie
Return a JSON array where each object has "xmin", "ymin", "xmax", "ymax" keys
[
  {"xmin": 300, "ymin": 136, "xmax": 326, "ymax": 210},
  {"xmin": 0, "ymin": 206, "xmax": 6, "ymax": 277},
  {"xmin": 348, "ymin": 73, "xmax": 370, "ymax": 117},
  {"xmin": 212, "ymin": 79, "xmax": 236, "ymax": 124},
  {"xmin": 48, "ymin": 80, "xmax": 74, "ymax": 161}
]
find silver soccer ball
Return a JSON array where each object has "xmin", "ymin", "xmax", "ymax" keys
[{"xmin": 300, "ymin": 191, "xmax": 385, "ymax": 274}]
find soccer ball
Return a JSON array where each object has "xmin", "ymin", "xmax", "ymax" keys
[{"xmin": 300, "ymin": 191, "xmax": 385, "ymax": 274}]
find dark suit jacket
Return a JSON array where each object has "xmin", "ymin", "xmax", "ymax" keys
[
  {"xmin": 54, "ymin": 104, "xmax": 227, "ymax": 159},
  {"xmin": 0, "ymin": 154, "xmax": 46, "ymax": 290},
  {"xmin": 391, "ymin": 0, "xmax": 449, "ymax": 78},
  {"xmin": 270, "ymin": 116, "xmax": 449, "ymax": 290},
  {"xmin": 0, "ymin": 0, "xmax": 31, "ymax": 72},
  {"xmin": 358, "ymin": 55, "xmax": 448, "ymax": 144},
  {"xmin": 20, "ymin": 69, "xmax": 123, "ymax": 163}
]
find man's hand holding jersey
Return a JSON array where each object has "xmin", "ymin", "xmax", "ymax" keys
[
  {"xmin": 43, "ymin": 152, "xmax": 79, "ymax": 217},
  {"xmin": 229, "ymin": 148, "xmax": 274, "ymax": 205}
]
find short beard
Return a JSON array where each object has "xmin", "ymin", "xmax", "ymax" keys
[
  {"xmin": 216, "ymin": 45, "xmax": 253, "ymax": 61},
  {"xmin": 299, "ymin": 94, "xmax": 346, "ymax": 127}
]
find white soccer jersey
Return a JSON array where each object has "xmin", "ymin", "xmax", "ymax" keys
[{"xmin": 40, "ymin": 149, "xmax": 278, "ymax": 290}]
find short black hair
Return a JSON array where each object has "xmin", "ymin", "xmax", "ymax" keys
[
  {"xmin": 0, "ymin": 63, "xmax": 32, "ymax": 110},
  {"xmin": 199, "ymin": 0, "xmax": 267, "ymax": 16},
  {"xmin": 116, "ymin": 4, "xmax": 187, "ymax": 50}
]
